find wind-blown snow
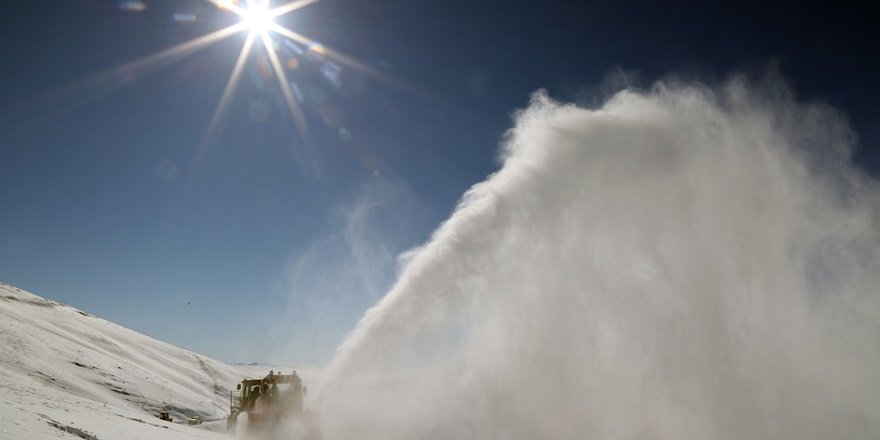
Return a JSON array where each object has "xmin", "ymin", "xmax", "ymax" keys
[
  {"xmin": 0, "ymin": 282, "xmax": 320, "ymax": 439},
  {"xmin": 319, "ymin": 77, "xmax": 880, "ymax": 439}
]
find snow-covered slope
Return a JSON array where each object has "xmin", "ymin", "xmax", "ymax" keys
[{"xmin": 0, "ymin": 282, "xmax": 319, "ymax": 439}]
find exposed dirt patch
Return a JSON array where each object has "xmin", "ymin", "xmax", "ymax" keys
[
  {"xmin": 118, "ymin": 414, "xmax": 170, "ymax": 429},
  {"xmin": 72, "ymin": 361, "xmax": 97, "ymax": 370},
  {"xmin": 39, "ymin": 414, "xmax": 99, "ymax": 440},
  {"xmin": 0, "ymin": 295, "xmax": 58, "ymax": 308}
]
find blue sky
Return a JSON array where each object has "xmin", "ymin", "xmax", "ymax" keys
[{"xmin": 1, "ymin": 0, "xmax": 878, "ymax": 364}]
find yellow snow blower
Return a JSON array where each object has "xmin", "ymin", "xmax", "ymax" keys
[{"xmin": 227, "ymin": 370, "xmax": 320, "ymax": 438}]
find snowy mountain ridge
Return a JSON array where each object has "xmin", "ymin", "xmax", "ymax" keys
[{"xmin": 0, "ymin": 281, "xmax": 318, "ymax": 439}]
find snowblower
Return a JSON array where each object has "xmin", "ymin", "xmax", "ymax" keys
[{"xmin": 227, "ymin": 370, "xmax": 320, "ymax": 438}]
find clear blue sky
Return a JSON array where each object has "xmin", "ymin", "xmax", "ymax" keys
[{"xmin": 1, "ymin": 0, "xmax": 878, "ymax": 364}]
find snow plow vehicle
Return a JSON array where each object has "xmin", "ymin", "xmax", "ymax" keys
[{"xmin": 227, "ymin": 370, "xmax": 320, "ymax": 438}]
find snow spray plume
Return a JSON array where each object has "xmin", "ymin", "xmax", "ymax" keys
[{"xmin": 318, "ymin": 77, "xmax": 880, "ymax": 439}]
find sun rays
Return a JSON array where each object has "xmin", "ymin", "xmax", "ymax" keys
[
  {"xmin": 206, "ymin": 0, "xmax": 317, "ymax": 149},
  {"xmin": 203, "ymin": 0, "xmax": 423, "ymax": 153},
  {"xmin": 39, "ymin": 0, "xmax": 431, "ymax": 156},
  {"xmin": 14, "ymin": 0, "xmax": 425, "ymax": 181}
]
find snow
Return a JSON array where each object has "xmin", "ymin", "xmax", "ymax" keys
[
  {"xmin": 0, "ymin": 281, "xmax": 320, "ymax": 439},
  {"xmin": 320, "ymin": 83, "xmax": 880, "ymax": 438}
]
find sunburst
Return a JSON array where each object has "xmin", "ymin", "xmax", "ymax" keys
[
  {"xmin": 32, "ymin": 0, "xmax": 416, "ymax": 180},
  {"xmin": 202, "ymin": 0, "xmax": 321, "ymax": 150}
]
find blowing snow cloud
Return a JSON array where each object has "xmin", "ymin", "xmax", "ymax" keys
[{"xmin": 318, "ymin": 76, "xmax": 880, "ymax": 439}]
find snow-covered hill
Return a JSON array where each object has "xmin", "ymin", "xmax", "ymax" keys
[{"xmin": 0, "ymin": 282, "xmax": 320, "ymax": 439}]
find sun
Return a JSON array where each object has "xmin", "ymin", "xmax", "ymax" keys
[{"xmin": 241, "ymin": 2, "xmax": 274, "ymax": 35}]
